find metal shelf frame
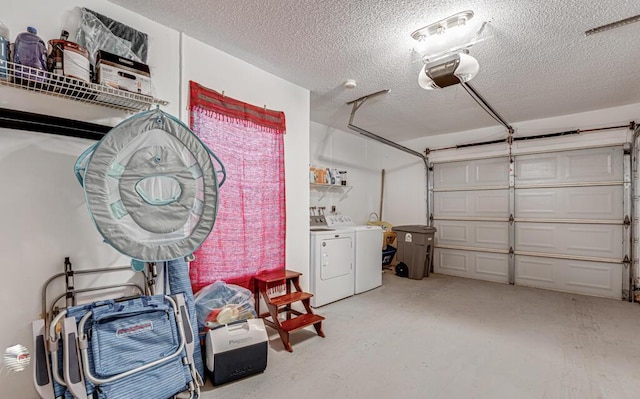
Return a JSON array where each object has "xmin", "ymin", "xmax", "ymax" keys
[
  {"xmin": 310, "ymin": 183, "xmax": 353, "ymax": 201},
  {"xmin": 0, "ymin": 61, "xmax": 168, "ymax": 113}
]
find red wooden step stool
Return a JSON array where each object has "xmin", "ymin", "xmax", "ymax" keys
[{"xmin": 252, "ymin": 269, "xmax": 325, "ymax": 352}]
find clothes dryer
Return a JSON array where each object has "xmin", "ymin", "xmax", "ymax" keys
[
  {"xmin": 309, "ymin": 227, "xmax": 355, "ymax": 307},
  {"xmin": 324, "ymin": 215, "xmax": 383, "ymax": 294}
]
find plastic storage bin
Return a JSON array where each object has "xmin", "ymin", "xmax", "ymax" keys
[
  {"xmin": 391, "ymin": 225, "xmax": 437, "ymax": 280},
  {"xmin": 382, "ymin": 245, "xmax": 397, "ymax": 266}
]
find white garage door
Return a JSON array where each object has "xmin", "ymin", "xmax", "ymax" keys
[
  {"xmin": 514, "ymin": 147, "xmax": 625, "ymax": 299},
  {"xmin": 432, "ymin": 157, "xmax": 511, "ymax": 283},
  {"xmin": 431, "ymin": 146, "xmax": 629, "ymax": 299}
]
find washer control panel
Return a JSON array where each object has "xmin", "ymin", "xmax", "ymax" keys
[{"xmin": 325, "ymin": 215, "xmax": 354, "ymax": 228}]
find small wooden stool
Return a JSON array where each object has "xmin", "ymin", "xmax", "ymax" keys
[{"xmin": 253, "ymin": 269, "xmax": 325, "ymax": 352}]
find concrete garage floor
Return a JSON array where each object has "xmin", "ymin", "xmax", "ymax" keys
[{"xmin": 202, "ymin": 272, "xmax": 640, "ymax": 399}]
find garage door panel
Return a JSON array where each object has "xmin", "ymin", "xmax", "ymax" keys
[
  {"xmin": 516, "ymin": 147, "xmax": 622, "ymax": 185},
  {"xmin": 434, "ymin": 221, "xmax": 508, "ymax": 249},
  {"xmin": 473, "ymin": 159, "xmax": 510, "ymax": 186},
  {"xmin": 516, "ymin": 256, "xmax": 621, "ymax": 299},
  {"xmin": 516, "ymin": 223, "xmax": 622, "ymax": 259},
  {"xmin": 566, "ymin": 263, "xmax": 616, "ymax": 291},
  {"xmin": 476, "ymin": 192, "xmax": 509, "ymax": 214},
  {"xmin": 434, "ymin": 158, "xmax": 509, "ymax": 189},
  {"xmin": 436, "ymin": 193, "xmax": 467, "ymax": 214},
  {"xmin": 564, "ymin": 226, "xmax": 622, "ymax": 256},
  {"xmin": 517, "ymin": 157, "xmax": 557, "ymax": 182},
  {"xmin": 476, "ymin": 254, "xmax": 509, "ymax": 277},
  {"xmin": 435, "ymin": 190, "xmax": 510, "ymax": 218},
  {"xmin": 515, "ymin": 224, "xmax": 557, "ymax": 250},
  {"xmin": 476, "ymin": 224, "xmax": 509, "ymax": 247},
  {"xmin": 566, "ymin": 189, "xmax": 619, "ymax": 217},
  {"xmin": 435, "ymin": 248, "xmax": 509, "ymax": 283},
  {"xmin": 436, "ymin": 250, "xmax": 469, "ymax": 272},
  {"xmin": 435, "ymin": 163, "xmax": 469, "ymax": 188},
  {"xmin": 436, "ymin": 222, "xmax": 468, "ymax": 244},
  {"xmin": 515, "ymin": 257, "xmax": 556, "ymax": 285},
  {"xmin": 516, "ymin": 191, "xmax": 556, "ymax": 214},
  {"xmin": 566, "ymin": 152, "xmax": 617, "ymax": 180},
  {"xmin": 516, "ymin": 186, "xmax": 623, "ymax": 220}
]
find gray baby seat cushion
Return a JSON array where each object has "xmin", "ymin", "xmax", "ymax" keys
[{"xmin": 75, "ymin": 108, "xmax": 225, "ymax": 262}]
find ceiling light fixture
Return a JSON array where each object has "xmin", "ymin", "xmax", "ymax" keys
[
  {"xmin": 418, "ymin": 52, "xmax": 479, "ymax": 90},
  {"xmin": 411, "ymin": 10, "xmax": 474, "ymax": 42}
]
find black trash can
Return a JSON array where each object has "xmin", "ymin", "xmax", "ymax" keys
[{"xmin": 391, "ymin": 225, "xmax": 437, "ymax": 280}]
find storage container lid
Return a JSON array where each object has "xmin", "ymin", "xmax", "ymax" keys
[{"xmin": 392, "ymin": 225, "xmax": 437, "ymax": 234}]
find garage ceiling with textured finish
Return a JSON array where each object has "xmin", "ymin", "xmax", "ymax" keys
[{"xmin": 110, "ymin": 0, "xmax": 640, "ymax": 141}]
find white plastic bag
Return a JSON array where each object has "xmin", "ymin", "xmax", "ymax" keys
[
  {"xmin": 194, "ymin": 281, "xmax": 257, "ymax": 329},
  {"xmin": 76, "ymin": 8, "xmax": 147, "ymax": 65}
]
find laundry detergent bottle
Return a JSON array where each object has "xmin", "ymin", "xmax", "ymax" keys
[
  {"xmin": 13, "ymin": 26, "xmax": 48, "ymax": 83},
  {"xmin": 0, "ymin": 20, "xmax": 9, "ymax": 80}
]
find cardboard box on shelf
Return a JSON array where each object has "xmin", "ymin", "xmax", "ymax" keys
[{"xmin": 96, "ymin": 50, "xmax": 152, "ymax": 96}]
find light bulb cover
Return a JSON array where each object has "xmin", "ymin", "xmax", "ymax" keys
[{"xmin": 411, "ymin": 10, "xmax": 474, "ymax": 41}]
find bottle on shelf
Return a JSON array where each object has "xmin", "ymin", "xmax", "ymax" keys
[
  {"xmin": 48, "ymin": 30, "xmax": 68, "ymax": 76},
  {"xmin": 315, "ymin": 167, "xmax": 326, "ymax": 184},
  {"xmin": 326, "ymin": 168, "xmax": 334, "ymax": 184},
  {"xmin": 13, "ymin": 26, "xmax": 48, "ymax": 85},
  {"xmin": 309, "ymin": 165, "xmax": 317, "ymax": 183},
  {"xmin": 333, "ymin": 168, "xmax": 341, "ymax": 185},
  {"xmin": 339, "ymin": 170, "xmax": 347, "ymax": 186},
  {"xmin": 0, "ymin": 19, "xmax": 9, "ymax": 81},
  {"xmin": 47, "ymin": 29, "xmax": 91, "ymax": 83}
]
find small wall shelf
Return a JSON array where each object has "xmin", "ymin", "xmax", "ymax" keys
[
  {"xmin": 310, "ymin": 183, "xmax": 353, "ymax": 201},
  {"xmin": 0, "ymin": 61, "xmax": 168, "ymax": 113}
]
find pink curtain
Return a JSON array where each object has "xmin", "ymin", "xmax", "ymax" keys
[{"xmin": 189, "ymin": 81, "xmax": 286, "ymax": 292}]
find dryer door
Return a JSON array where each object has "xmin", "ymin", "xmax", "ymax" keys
[{"xmin": 320, "ymin": 236, "xmax": 353, "ymax": 280}]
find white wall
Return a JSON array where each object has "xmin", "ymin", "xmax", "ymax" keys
[
  {"xmin": 380, "ymin": 150, "xmax": 429, "ymax": 226},
  {"xmin": 180, "ymin": 34, "xmax": 311, "ymax": 288},
  {"xmin": 310, "ymin": 122, "xmax": 386, "ymax": 224},
  {"xmin": 308, "ymin": 121, "xmax": 429, "ymax": 228},
  {"xmin": 0, "ymin": 3, "xmax": 310, "ymax": 398}
]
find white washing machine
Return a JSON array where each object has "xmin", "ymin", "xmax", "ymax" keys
[
  {"xmin": 309, "ymin": 227, "xmax": 355, "ymax": 307},
  {"xmin": 324, "ymin": 216, "xmax": 383, "ymax": 294}
]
